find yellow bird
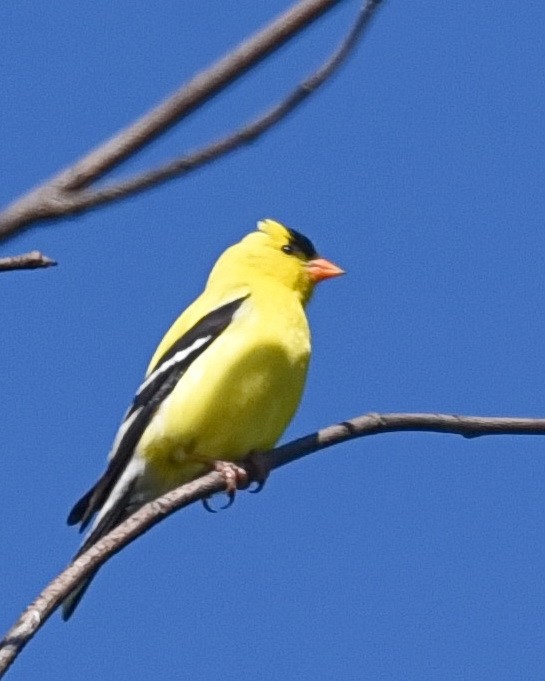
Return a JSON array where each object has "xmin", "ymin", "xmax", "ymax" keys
[{"xmin": 63, "ymin": 219, "xmax": 344, "ymax": 619}]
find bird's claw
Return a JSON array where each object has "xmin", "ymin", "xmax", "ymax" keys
[
  {"xmin": 201, "ymin": 454, "xmax": 270, "ymax": 510},
  {"xmin": 245, "ymin": 451, "xmax": 270, "ymax": 494},
  {"xmin": 202, "ymin": 497, "xmax": 216, "ymax": 513},
  {"xmin": 249, "ymin": 479, "xmax": 265, "ymax": 494},
  {"xmin": 202, "ymin": 492, "xmax": 235, "ymax": 512},
  {"xmin": 202, "ymin": 461, "xmax": 248, "ymax": 512}
]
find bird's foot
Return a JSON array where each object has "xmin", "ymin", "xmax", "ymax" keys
[
  {"xmin": 201, "ymin": 453, "xmax": 271, "ymax": 512},
  {"xmin": 244, "ymin": 451, "xmax": 270, "ymax": 495},
  {"xmin": 202, "ymin": 461, "xmax": 249, "ymax": 513}
]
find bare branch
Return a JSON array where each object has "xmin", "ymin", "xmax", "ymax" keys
[
  {"xmin": 1, "ymin": 410, "xmax": 545, "ymax": 677},
  {"xmin": 0, "ymin": 0, "xmax": 384, "ymax": 242},
  {"xmin": 0, "ymin": 251, "xmax": 57, "ymax": 272},
  {"xmin": 45, "ymin": 0, "xmax": 382, "ymax": 209}
]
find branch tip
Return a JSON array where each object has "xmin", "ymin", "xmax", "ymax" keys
[{"xmin": 0, "ymin": 251, "xmax": 57, "ymax": 272}]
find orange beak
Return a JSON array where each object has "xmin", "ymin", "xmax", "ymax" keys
[{"xmin": 307, "ymin": 257, "xmax": 345, "ymax": 283}]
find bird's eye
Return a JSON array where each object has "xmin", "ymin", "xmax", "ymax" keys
[{"xmin": 282, "ymin": 244, "xmax": 295, "ymax": 255}]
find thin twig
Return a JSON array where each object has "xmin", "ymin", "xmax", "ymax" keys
[
  {"xmin": 0, "ymin": 0, "xmax": 372, "ymax": 241},
  {"xmin": 45, "ymin": 0, "xmax": 382, "ymax": 210},
  {"xmin": 1, "ymin": 410, "xmax": 545, "ymax": 677},
  {"xmin": 0, "ymin": 251, "xmax": 57, "ymax": 272}
]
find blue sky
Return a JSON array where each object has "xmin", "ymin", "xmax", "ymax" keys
[{"xmin": 2, "ymin": 1, "xmax": 545, "ymax": 679}]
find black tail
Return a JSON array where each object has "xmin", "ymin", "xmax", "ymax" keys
[
  {"xmin": 62, "ymin": 482, "xmax": 135, "ymax": 620},
  {"xmin": 62, "ymin": 571, "xmax": 100, "ymax": 620}
]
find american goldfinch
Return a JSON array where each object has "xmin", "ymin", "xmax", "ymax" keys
[{"xmin": 63, "ymin": 218, "xmax": 344, "ymax": 619}]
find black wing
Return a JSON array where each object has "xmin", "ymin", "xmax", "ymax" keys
[{"xmin": 67, "ymin": 294, "xmax": 249, "ymax": 529}]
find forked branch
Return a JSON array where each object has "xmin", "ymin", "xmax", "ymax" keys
[{"xmin": 0, "ymin": 0, "xmax": 382, "ymax": 242}]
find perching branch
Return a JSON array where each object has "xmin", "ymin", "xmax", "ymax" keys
[
  {"xmin": 0, "ymin": 0, "xmax": 382, "ymax": 242},
  {"xmin": 0, "ymin": 251, "xmax": 57, "ymax": 272},
  {"xmin": 1, "ymin": 410, "xmax": 545, "ymax": 677}
]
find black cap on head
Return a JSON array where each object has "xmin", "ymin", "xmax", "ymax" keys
[{"xmin": 286, "ymin": 227, "xmax": 318, "ymax": 259}]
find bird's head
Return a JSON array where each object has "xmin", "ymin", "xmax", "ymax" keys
[{"xmin": 209, "ymin": 219, "xmax": 344, "ymax": 304}]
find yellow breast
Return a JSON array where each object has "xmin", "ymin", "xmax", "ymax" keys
[{"xmin": 137, "ymin": 292, "xmax": 310, "ymax": 486}]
